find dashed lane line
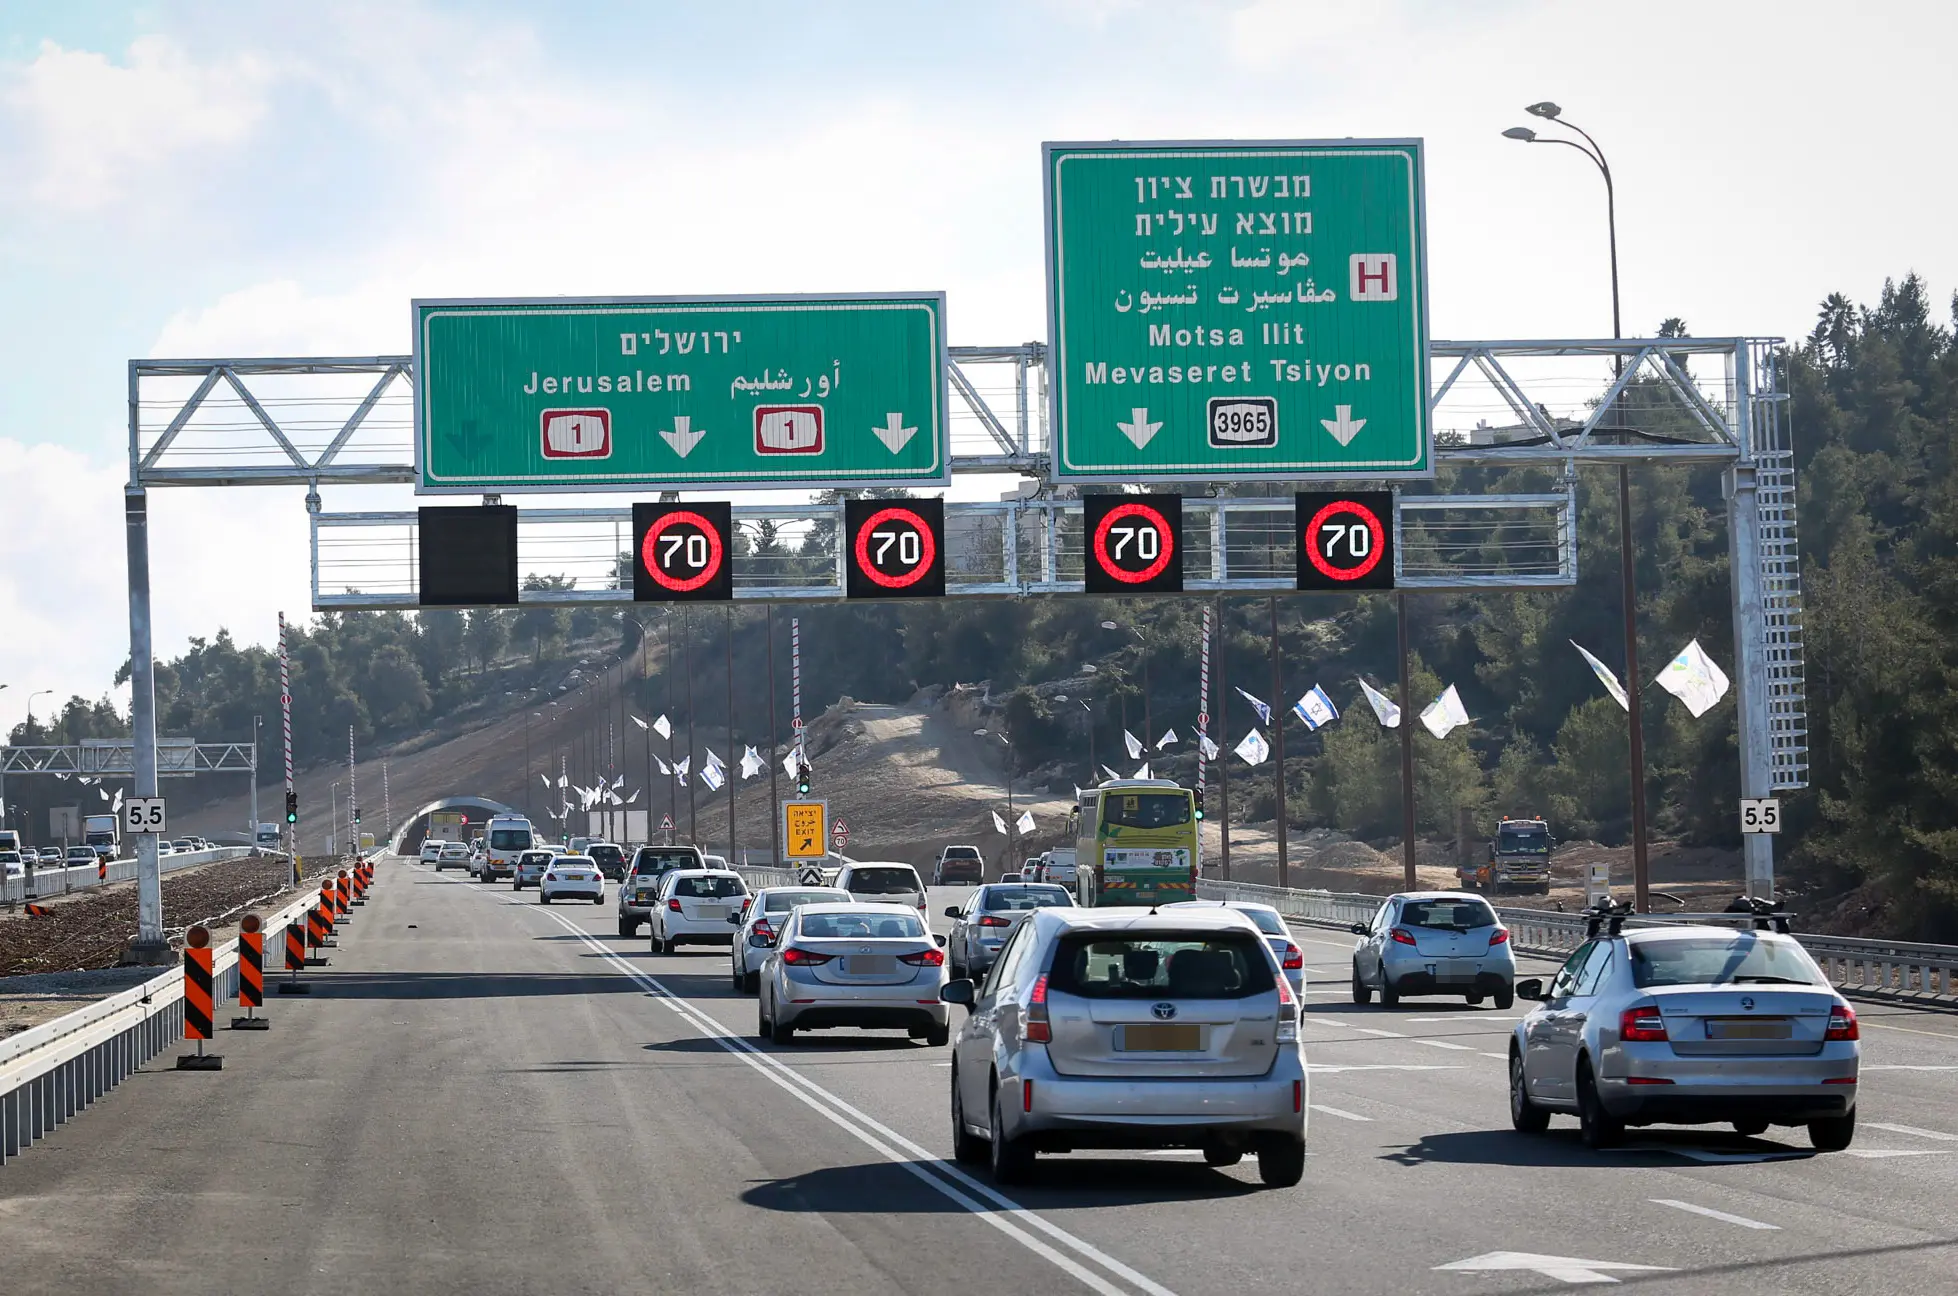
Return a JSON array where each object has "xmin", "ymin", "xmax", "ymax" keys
[
  {"xmin": 1650, "ymin": 1199, "xmax": 1779, "ymax": 1231},
  {"xmin": 1308, "ymin": 1104, "xmax": 1372, "ymax": 1122},
  {"xmin": 1862, "ymin": 1122, "xmax": 1958, "ymax": 1142}
]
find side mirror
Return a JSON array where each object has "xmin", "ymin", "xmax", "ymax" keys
[
  {"xmin": 935, "ymin": 934, "xmax": 948, "ymax": 948},
  {"xmin": 940, "ymin": 979, "xmax": 975, "ymax": 1006},
  {"xmin": 1514, "ymin": 978, "xmax": 1544, "ymax": 1002},
  {"xmin": 945, "ymin": 906, "xmax": 963, "ymax": 919},
  {"xmin": 1349, "ymin": 922, "xmax": 1369, "ymax": 936},
  {"xmin": 748, "ymin": 933, "xmax": 775, "ymax": 949}
]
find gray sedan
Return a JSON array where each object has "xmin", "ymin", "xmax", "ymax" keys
[
  {"xmin": 756, "ymin": 903, "xmax": 950, "ymax": 1046},
  {"xmin": 1350, "ymin": 891, "xmax": 1516, "ymax": 1009},
  {"xmin": 944, "ymin": 883, "xmax": 1075, "ymax": 980},
  {"xmin": 729, "ymin": 885, "xmax": 848, "ymax": 992},
  {"xmin": 1510, "ymin": 924, "xmax": 1861, "ymax": 1151}
]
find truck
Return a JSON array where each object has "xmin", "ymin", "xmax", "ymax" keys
[
  {"xmin": 83, "ymin": 814, "xmax": 120, "ymax": 860},
  {"xmin": 426, "ymin": 810, "xmax": 468, "ymax": 845},
  {"xmin": 255, "ymin": 822, "xmax": 282, "ymax": 849},
  {"xmin": 1461, "ymin": 816, "xmax": 1554, "ymax": 894}
]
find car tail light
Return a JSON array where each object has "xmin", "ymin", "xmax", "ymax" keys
[
  {"xmin": 1826, "ymin": 1005, "xmax": 1859, "ymax": 1040},
  {"xmin": 1389, "ymin": 927, "xmax": 1417, "ymax": 945},
  {"xmin": 1619, "ymin": 1005, "xmax": 1669, "ymax": 1042},
  {"xmin": 1625, "ymin": 1076, "xmax": 1675, "ymax": 1085},
  {"xmin": 978, "ymin": 914, "xmax": 1012, "ymax": 927},
  {"xmin": 1488, "ymin": 929, "xmax": 1510, "ymax": 946},
  {"xmin": 1823, "ymin": 1076, "xmax": 1858, "ymax": 1085},
  {"xmin": 781, "ymin": 947, "xmax": 833, "ymax": 966},
  {"xmin": 667, "ymin": 898, "xmax": 682, "ymax": 912},
  {"xmin": 1024, "ymin": 973, "xmax": 1052, "ymax": 1043},
  {"xmin": 900, "ymin": 948, "xmax": 945, "ymax": 967},
  {"xmin": 752, "ymin": 918, "xmax": 774, "ymax": 941},
  {"xmin": 1023, "ymin": 1079, "xmax": 1035, "ymax": 1113},
  {"xmin": 1275, "ymin": 969, "xmax": 1299, "ymax": 1042},
  {"xmin": 545, "ymin": 873, "xmax": 557, "ymax": 882},
  {"xmin": 1293, "ymin": 1079, "xmax": 1302, "ymax": 1114},
  {"xmin": 1282, "ymin": 943, "xmax": 1303, "ymax": 971}
]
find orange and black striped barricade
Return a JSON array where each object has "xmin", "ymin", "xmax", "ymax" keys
[
  {"xmin": 336, "ymin": 870, "xmax": 351, "ymax": 922},
  {"xmin": 280, "ymin": 918, "xmax": 313, "ymax": 992},
  {"xmin": 232, "ymin": 916, "xmax": 270, "ymax": 1029},
  {"xmin": 177, "ymin": 926, "xmax": 223, "ymax": 1070},
  {"xmin": 310, "ymin": 890, "xmax": 337, "ymax": 953},
  {"xmin": 352, "ymin": 863, "xmax": 366, "ymax": 905},
  {"xmin": 97, "ymin": 855, "xmax": 107, "ymax": 882},
  {"xmin": 320, "ymin": 881, "xmax": 339, "ymax": 932}
]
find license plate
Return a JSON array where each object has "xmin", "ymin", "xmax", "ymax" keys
[
  {"xmin": 845, "ymin": 955, "xmax": 894, "ymax": 975},
  {"xmin": 1119, "ymin": 1023, "xmax": 1201, "ymax": 1051},
  {"xmin": 1706, "ymin": 1018, "xmax": 1792, "ymax": 1040},
  {"xmin": 695, "ymin": 905, "xmax": 724, "ymax": 920}
]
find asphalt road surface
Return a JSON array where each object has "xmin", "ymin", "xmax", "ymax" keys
[{"xmin": 2, "ymin": 860, "xmax": 1955, "ymax": 1294}]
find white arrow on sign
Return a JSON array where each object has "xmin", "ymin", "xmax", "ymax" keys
[
  {"xmin": 1117, "ymin": 406, "xmax": 1163, "ymax": 450},
  {"xmin": 1319, "ymin": 405, "xmax": 1366, "ymax": 446},
  {"xmin": 660, "ymin": 415, "xmax": 706, "ymax": 459},
  {"xmin": 872, "ymin": 413, "xmax": 917, "ymax": 454},
  {"xmin": 1434, "ymin": 1251, "xmax": 1674, "ymax": 1285}
]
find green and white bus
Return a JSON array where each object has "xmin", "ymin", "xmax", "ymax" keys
[{"xmin": 1074, "ymin": 779, "xmax": 1200, "ymax": 907}]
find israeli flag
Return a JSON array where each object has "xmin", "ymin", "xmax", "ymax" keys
[
  {"xmin": 1235, "ymin": 687, "xmax": 1273, "ymax": 726},
  {"xmin": 1293, "ymin": 685, "xmax": 1340, "ymax": 731}
]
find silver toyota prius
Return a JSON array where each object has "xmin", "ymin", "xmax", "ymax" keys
[{"xmin": 1509, "ymin": 922, "xmax": 1861, "ymax": 1151}]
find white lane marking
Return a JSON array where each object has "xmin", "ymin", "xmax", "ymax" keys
[
  {"xmin": 1843, "ymin": 1149, "xmax": 1953, "ymax": 1159},
  {"xmin": 1308, "ymin": 1064, "xmax": 1463, "ymax": 1074},
  {"xmin": 1404, "ymin": 1015, "xmax": 1520, "ymax": 1023},
  {"xmin": 1855, "ymin": 1020, "xmax": 1958, "ymax": 1041},
  {"xmin": 1413, "ymin": 1039, "xmax": 1474, "ymax": 1052},
  {"xmin": 1863, "ymin": 1122, "xmax": 1958, "ymax": 1141},
  {"xmin": 1480, "ymin": 1052, "xmax": 1509, "ymax": 1060},
  {"xmin": 1862, "ymin": 1064, "xmax": 1958, "ymax": 1071},
  {"xmin": 1355, "ymin": 1027, "xmax": 1403, "ymax": 1039},
  {"xmin": 477, "ymin": 880, "xmax": 1175, "ymax": 1296},
  {"xmin": 1650, "ymin": 1198, "xmax": 1779, "ymax": 1230},
  {"xmin": 1304, "ymin": 1018, "xmax": 1350, "ymax": 1029},
  {"xmin": 1308, "ymin": 1104, "xmax": 1371, "ymax": 1122}
]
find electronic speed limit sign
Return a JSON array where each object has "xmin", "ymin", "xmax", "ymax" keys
[
  {"xmin": 1083, "ymin": 493, "xmax": 1182, "ymax": 594},
  {"xmin": 844, "ymin": 497, "xmax": 946, "ymax": 599},
  {"xmin": 634, "ymin": 501, "xmax": 733, "ymax": 601},
  {"xmin": 1295, "ymin": 491, "xmax": 1395, "ymax": 591}
]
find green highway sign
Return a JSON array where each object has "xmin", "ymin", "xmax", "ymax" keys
[
  {"xmin": 414, "ymin": 294, "xmax": 947, "ymax": 493},
  {"xmin": 1044, "ymin": 139, "xmax": 1430, "ymax": 481}
]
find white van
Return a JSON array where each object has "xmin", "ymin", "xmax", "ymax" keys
[{"xmin": 484, "ymin": 815, "xmax": 536, "ymax": 880}]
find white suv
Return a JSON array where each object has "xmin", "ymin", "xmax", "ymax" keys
[
  {"xmin": 832, "ymin": 861, "xmax": 928, "ymax": 921},
  {"xmin": 652, "ymin": 869, "xmax": 751, "ymax": 954}
]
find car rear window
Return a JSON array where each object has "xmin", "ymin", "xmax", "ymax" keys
[
  {"xmin": 489, "ymin": 828, "xmax": 532, "ymax": 850},
  {"xmin": 765, "ymin": 889, "xmax": 841, "ymax": 911},
  {"xmin": 1630, "ymin": 936, "xmax": 1824, "ymax": 988},
  {"xmin": 1048, "ymin": 932, "xmax": 1276, "ymax": 1000},
  {"xmin": 519, "ymin": 851, "xmax": 553, "ymax": 865},
  {"xmin": 1235, "ymin": 907, "xmax": 1287, "ymax": 935},
  {"xmin": 801, "ymin": 911, "xmax": 926, "ymax": 939},
  {"xmin": 675, "ymin": 875, "xmax": 747, "ymax": 899},
  {"xmin": 587, "ymin": 845, "xmax": 622, "ymax": 862},
  {"xmin": 980, "ymin": 886, "xmax": 1073, "ymax": 911},
  {"xmin": 634, "ymin": 850, "xmax": 698, "ymax": 873},
  {"xmin": 1400, "ymin": 899, "xmax": 1498, "ymax": 931},
  {"xmin": 847, "ymin": 867, "xmax": 921, "ymax": 895},
  {"xmin": 943, "ymin": 847, "xmax": 981, "ymax": 860}
]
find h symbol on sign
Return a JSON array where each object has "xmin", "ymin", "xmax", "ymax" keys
[{"xmin": 1349, "ymin": 253, "xmax": 1398, "ymax": 302}]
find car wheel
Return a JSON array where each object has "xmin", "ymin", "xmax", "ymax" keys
[
  {"xmin": 1378, "ymin": 973, "xmax": 1400, "ymax": 1008},
  {"xmin": 1509, "ymin": 1048, "xmax": 1551, "ymax": 1133},
  {"xmin": 539, "ymin": 891, "xmax": 551, "ymax": 905},
  {"xmin": 988, "ymin": 1086, "xmax": 1034, "ymax": 1185},
  {"xmin": 661, "ymin": 935, "xmax": 678, "ymax": 955},
  {"xmin": 1808, "ymin": 1111, "xmax": 1856, "ymax": 1152},
  {"xmin": 1202, "ymin": 1142, "xmax": 1242, "ymax": 1167},
  {"xmin": 757, "ymin": 997, "xmax": 772, "ymax": 1042},
  {"xmin": 1466, "ymin": 993, "xmax": 1485, "ymax": 1006},
  {"xmin": 950, "ymin": 1066, "xmax": 987, "ymax": 1166},
  {"xmin": 1576, "ymin": 1059, "xmax": 1622, "ymax": 1150},
  {"xmin": 771, "ymin": 1013, "xmax": 796, "ymax": 1046},
  {"xmin": 1351, "ymin": 962, "xmax": 1373, "ymax": 1005},
  {"xmin": 741, "ymin": 969, "xmax": 759, "ymax": 994},
  {"xmin": 1256, "ymin": 1135, "xmax": 1306, "ymax": 1188},
  {"xmin": 925, "ymin": 1021, "xmax": 951, "ymax": 1048},
  {"xmin": 619, "ymin": 918, "xmax": 635, "ymax": 939},
  {"xmin": 593, "ymin": 894, "xmax": 604, "ymax": 906},
  {"xmin": 1494, "ymin": 984, "xmax": 1515, "ymax": 1011},
  {"xmin": 1733, "ymin": 1118, "xmax": 1770, "ymax": 1138}
]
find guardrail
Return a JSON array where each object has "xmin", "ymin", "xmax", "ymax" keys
[
  {"xmin": 2, "ymin": 847, "xmax": 259, "ymax": 907},
  {"xmin": 1, "ymin": 884, "xmax": 316, "ymax": 1166},
  {"xmin": 1196, "ymin": 878, "xmax": 1958, "ymax": 1005}
]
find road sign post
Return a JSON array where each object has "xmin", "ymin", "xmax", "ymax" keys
[
  {"xmin": 1045, "ymin": 140, "xmax": 1430, "ymax": 481},
  {"xmin": 414, "ymin": 295, "xmax": 948, "ymax": 493}
]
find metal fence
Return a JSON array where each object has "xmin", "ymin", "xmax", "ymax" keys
[{"xmin": 2, "ymin": 847, "xmax": 256, "ymax": 907}]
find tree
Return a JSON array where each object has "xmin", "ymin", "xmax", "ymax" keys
[{"xmin": 464, "ymin": 610, "xmax": 510, "ymax": 674}]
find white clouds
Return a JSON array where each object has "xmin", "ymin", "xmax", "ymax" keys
[{"xmin": 0, "ymin": 35, "xmax": 272, "ymax": 213}]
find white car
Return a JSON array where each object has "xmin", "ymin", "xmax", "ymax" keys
[
  {"xmin": 539, "ymin": 854, "xmax": 605, "ymax": 905},
  {"xmin": 419, "ymin": 841, "xmax": 443, "ymax": 864},
  {"xmin": 0, "ymin": 851, "xmax": 24, "ymax": 880},
  {"xmin": 434, "ymin": 842, "xmax": 471, "ymax": 872},
  {"xmin": 730, "ymin": 886, "xmax": 850, "ymax": 993},
  {"xmin": 652, "ymin": 869, "xmax": 751, "ymax": 954}
]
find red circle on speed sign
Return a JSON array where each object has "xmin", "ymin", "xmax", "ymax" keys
[
  {"xmin": 1091, "ymin": 501, "xmax": 1176, "ymax": 585},
  {"xmin": 639, "ymin": 509, "xmax": 726, "ymax": 593},
  {"xmin": 853, "ymin": 506, "xmax": 938, "ymax": 590},
  {"xmin": 1304, "ymin": 499, "xmax": 1387, "ymax": 582}
]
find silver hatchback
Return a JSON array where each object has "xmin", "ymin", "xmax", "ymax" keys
[
  {"xmin": 941, "ymin": 907, "xmax": 1307, "ymax": 1188},
  {"xmin": 1510, "ymin": 923, "xmax": 1861, "ymax": 1151},
  {"xmin": 1350, "ymin": 891, "xmax": 1516, "ymax": 1009}
]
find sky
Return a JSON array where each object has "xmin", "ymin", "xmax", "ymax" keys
[{"xmin": 3, "ymin": 0, "xmax": 1956, "ymax": 735}]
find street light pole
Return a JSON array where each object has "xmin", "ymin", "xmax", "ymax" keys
[
  {"xmin": 1505, "ymin": 102, "xmax": 1650, "ymax": 911},
  {"xmin": 250, "ymin": 714, "xmax": 262, "ymax": 842}
]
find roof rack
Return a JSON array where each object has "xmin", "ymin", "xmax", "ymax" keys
[{"xmin": 1582, "ymin": 898, "xmax": 1637, "ymax": 939}]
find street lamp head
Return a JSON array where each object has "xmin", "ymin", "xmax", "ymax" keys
[
  {"xmin": 1526, "ymin": 101, "xmax": 1561, "ymax": 119},
  {"xmin": 1502, "ymin": 126, "xmax": 1537, "ymax": 142}
]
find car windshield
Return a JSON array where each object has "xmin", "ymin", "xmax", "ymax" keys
[
  {"xmin": 979, "ymin": 886, "xmax": 1073, "ymax": 911},
  {"xmin": 489, "ymin": 828, "xmax": 532, "ymax": 850},
  {"xmin": 588, "ymin": 845, "xmax": 622, "ymax": 862},
  {"xmin": 1048, "ymin": 932, "xmax": 1277, "ymax": 1000},
  {"xmin": 943, "ymin": 847, "xmax": 980, "ymax": 860},
  {"xmin": 634, "ymin": 850, "xmax": 697, "ymax": 873},
  {"xmin": 1233, "ymin": 907, "xmax": 1287, "ymax": 935},
  {"xmin": 847, "ymin": 868, "xmax": 920, "ymax": 895},
  {"xmin": 675, "ymin": 875, "xmax": 746, "ymax": 899},
  {"xmin": 1399, "ymin": 899, "xmax": 1498, "ymax": 931},
  {"xmin": 801, "ymin": 911, "xmax": 926, "ymax": 939},
  {"xmin": 1497, "ymin": 826, "xmax": 1550, "ymax": 854},
  {"xmin": 1101, "ymin": 792, "xmax": 1191, "ymax": 829},
  {"xmin": 1630, "ymin": 936, "xmax": 1825, "ymax": 988},
  {"xmin": 765, "ymin": 890, "xmax": 840, "ymax": 911}
]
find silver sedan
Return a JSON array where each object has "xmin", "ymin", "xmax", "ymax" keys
[
  {"xmin": 1509, "ymin": 924, "xmax": 1861, "ymax": 1150},
  {"xmin": 756, "ymin": 903, "xmax": 950, "ymax": 1046},
  {"xmin": 944, "ymin": 882, "xmax": 1075, "ymax": 980}
]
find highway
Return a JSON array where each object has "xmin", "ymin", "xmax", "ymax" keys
[{"xmin": 2, "ymin": 859, "xmax": 1955, "ymax": 1294}]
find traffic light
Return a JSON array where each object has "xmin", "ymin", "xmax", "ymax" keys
[
  {"xmin": 1194, "ymin": 787, "xmax": 1206, "ymax": 821},
  {"xmin": 353, "ymin": 807, "xmax": 362, "ymax": 825},
  {"xmin": 795, "ymin": 759, "xmax": 812, "ymax": 796},
  {"xmin": 284, "ymin": 791, "xmax": 298, "ymax": 825}
]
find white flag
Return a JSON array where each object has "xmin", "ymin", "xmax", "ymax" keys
[
  {"xmin": 557, "ymin": 773, "xmax": 568, "ymax": 788},
  {"xmin": 1234, "ymin": 728, "xmax": 1271, "ymax": 766},
  {"xmin": 1132, "ymin": 763, "xmax": 1152, "ymax": 780},
  {"xmin": 700, "ymin": 762, "xmax": 725, "ymax": 792},
  {"xmin": 1293, "ymin": 685, "xmax": 1340, "ymax": 730},
  {"xmin": 630, "ymin": 715, "xmax": 648, "ymax": 731},
  {"xmin": 992, "ymin": 810, "xmax": 1009, "ymax": 835},
  {"xmin": 540, "ymin": 774, "xmax": 551, "ymax": 789},
  {"xmin": 612, "ymin": 773, "xmax": 625, "ymax": 789},
  {"xmin": 1015, "ymin": 810, "xmax": 1035, "ymax": 835},
  {"xmin": 1123, "ymin": 729, "xmax": 1144, "ymax": 760},
  {"xmin": 1100, "ymin": 764, "xmax": 1124, "ymax": 783},
  {"xmin": 112, "ymin": 788, "xmax": 124, "ymax": 813},
  {"xmin": 782, "ymin": 745, "xmax": 806, "ymax": 778},
  {"xmin": 654, "ymin": 754, "xmax": 671, "ymax": 775},
  {"xmin": 739, "ymin": 746, "xmax": 765, "ymax": 780},
  {"xmin": 1570, "ymin": 640, "xmax": 1630, "ymax": 712},
  {"xmin": 1656, "ymin": 638, "xmax": 1731, "ymax": 717},
  {"xmin": 1198, "ymin": 733, "xmax": 1220, "ymax": 760},
  {"xmin": 652, "ymin": 714, "xmax": 672, "ymax": 740},
  {"xmin": 674, "ymin": 757, "xmax": 690, "ymax": 786},
  {"xmin": 1235, "ymin": 687, "xmax": 1273, "ymax": 725},
  {"xmin": 624, "ymin": 789, "xmax": 639, "ymax": 804},
  {"xmin": 1357, "ymin": 678, "xmax": 1402, "ymax": 728},
  {"xmin": 704, "ymin": 747, "xmax": 725, "ymax": 775},
  {"xmin": 1156, "ymin": 728, "xmax": 1178, "ymax": 750},
  {"xmin": 1419, "ymin": 685, "xmax": 1472, "ymax": 739}
]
